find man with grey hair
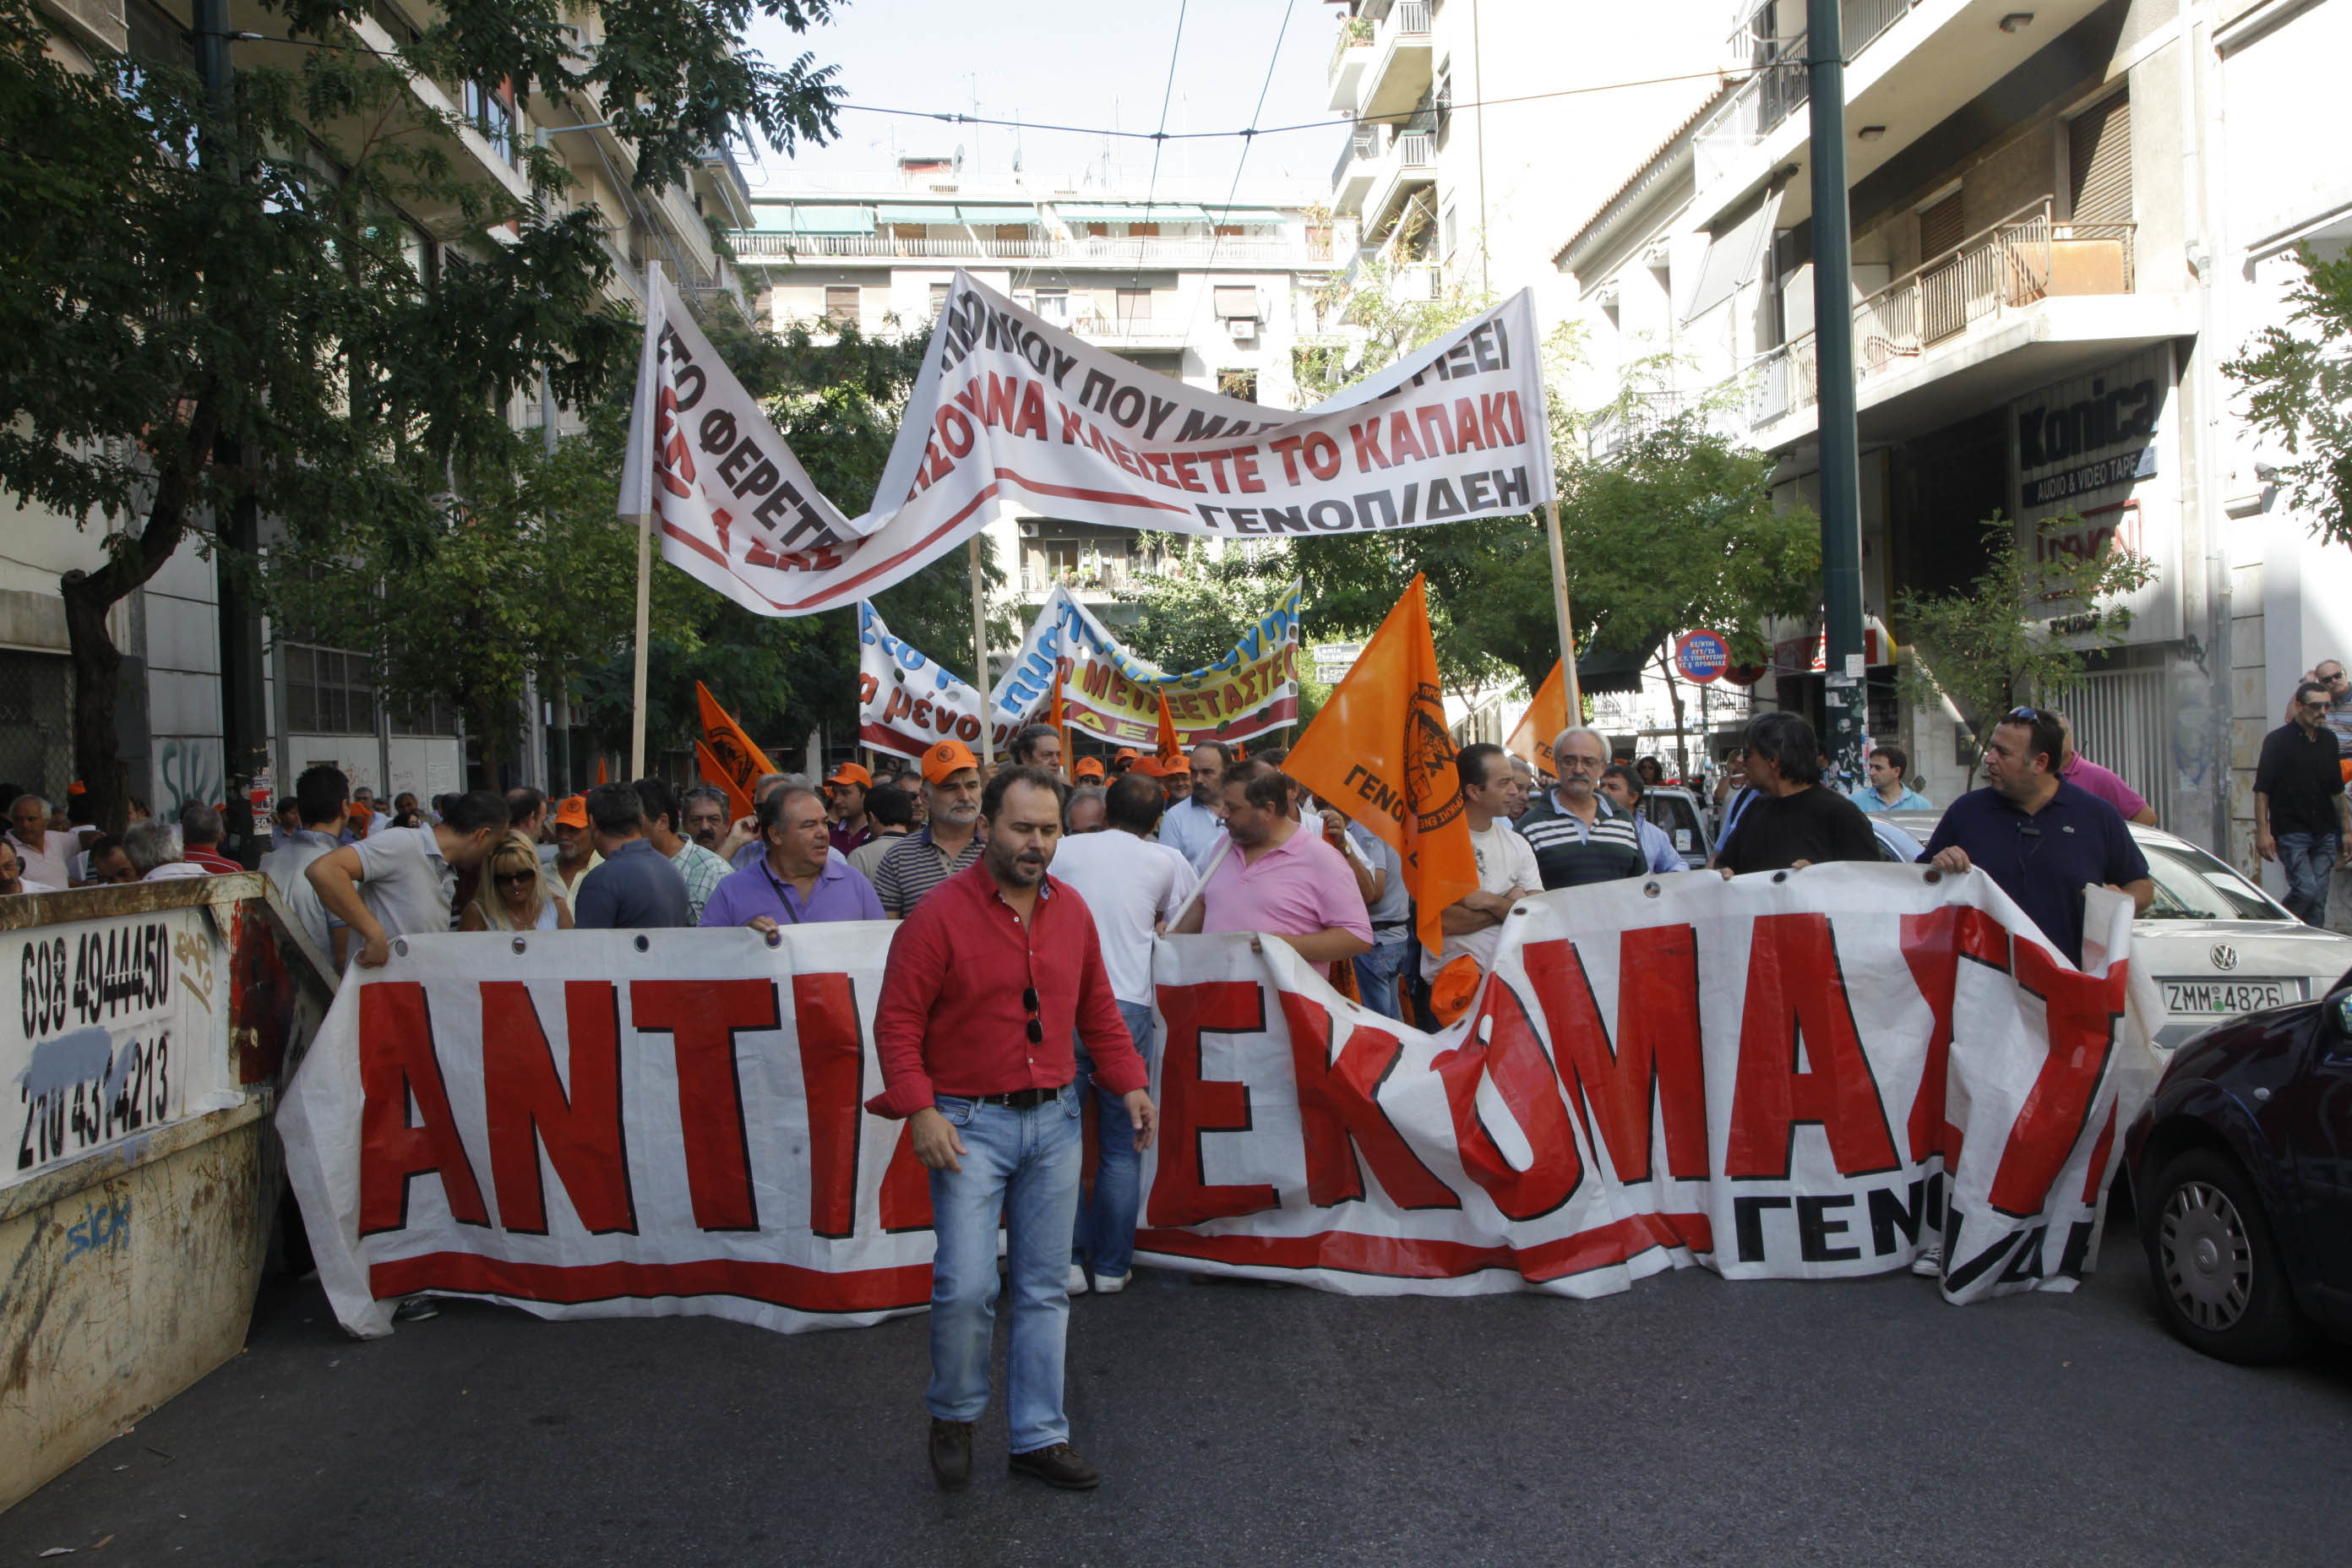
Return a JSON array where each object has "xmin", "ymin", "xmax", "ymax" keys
[
  {"xmin": 124, "ymin": 820, "xmax": 206, "ymax": 882},
  {"xmin": 180, "ymin": 802, "xmax": 242, "ymax": 874},
  {"xmin": 1513, "ymin": 727, "xmax": 1647, "ymax": 890},
  {"xmin": 723, "ymin": 772, "xmax": 803, "ymax": 868},
  {"xmin": 7, "ymin": 793, "xmax": 71, "ymax": 890}
]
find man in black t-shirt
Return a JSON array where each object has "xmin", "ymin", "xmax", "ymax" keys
[
  {"xmin": 1717, "ymin": 711, "xmax": 1881, "ymax": 874},
  {"xmin": 2255, "ymin": 678, "xmax": 2352, "ymax": 923}
]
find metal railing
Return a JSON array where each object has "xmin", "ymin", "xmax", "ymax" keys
[
  {"xmin": 1391, "ymin": 0, "xmax": 1431, "ymax": 37},
  {"xmin": 1743, "ymin": 197, "xmax": 2136, "ymax": 427},
  {"xmin": 735, "ymin": 231, "xmax": 1332, "ymax": 267},
  {"xmin": 1331, "ymin": 123, "xmax": 1380, "ymax": 188},
  {"xmin": 1698, "ymin": 1, "xmax": 1925, "ymax": 183}
]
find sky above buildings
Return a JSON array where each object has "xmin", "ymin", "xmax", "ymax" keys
[{"xmin": 741, "ymin": 0, "xmax": 1344, "ymax": 192}]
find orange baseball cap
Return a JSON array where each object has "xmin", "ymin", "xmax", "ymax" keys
[
  {"xmin": 1130, "ymin": 755, "xmax": 1162, "ymax": 777},
  {"xmin": 825, "ymin": 762, "xmax": 873, "ymax": 787},
  {"xmin": 553, "ymin": 794, "xmax": 590, "ymax": 829},
  {"xmin": 1114, "ymin": 747, "xmax": 1139, "ymax": 762},
  {"xmin": 920, "ymin": 739, "xmax": 980, "ymax": 784},
  {"xmin": 1073, "ymin": 757, "xmax": 1105, "ymax": 781}
]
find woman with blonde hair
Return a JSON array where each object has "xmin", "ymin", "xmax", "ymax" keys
[{"xmin": 460, "ymin": 830, "xmax": 573, "ymax": 932}]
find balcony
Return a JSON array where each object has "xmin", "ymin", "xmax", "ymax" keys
[
  {"xmin": 1331, "ymin": 125, "xmax": 1380, "ymax": 214},
  {"xmin": 1738, "ymin": 197, "xmax": 2176, "ymax": 445},
  {"xmin": 1020, "ymin": 551, "xmax": 1171, "ymax": 600},
  {"xmin": 1359, "ymin": 1, "xmax": 1435, "ymax": 120},
  {"xmin": 1360, "ymin": 128, "xmax": 1436, "ymax": 241},
  {"xmin": 733, "ymin": 231, "xmax": 1333, "ymax": 270},
  {"xmin": 1328, "ymin": 16, "xmax": 1374, "ymax": 112},
  {"xmin": 1066, "ymin": 309, "xmax": 1191, "ymax": 349}
]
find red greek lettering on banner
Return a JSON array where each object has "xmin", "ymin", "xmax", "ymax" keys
[
  {"xmin": 792, "ymin": 972, "xmax": 864, "ymax": 1240},
  {"xmin": 1522, "ymin": 928, "xmax": 1710, "ymax": 1185},
  {"xmin": 1431, "ymin": 977, "xmax": 1584, "ymax": 1222},
  {"xmin": 1987, "ymin": 941, "xmax": 2126, "ymax": 1217},
  {"xmin": 1723, "ymin": 914, "xmax": 1901, "ymax": 1180},
  {"xmin": 357, "ymin": 982, "xmax": 489, "ymax": 1235},
  {"xmin": 1148, "ymin": 981, "xmax": 1280, "ymax": 1227},
  {"xmin": 1897, "ymin": 906, "xmax": 2012, "ymax": 1163},
  {"xmin": 481, "ymin": 981, "xmax": 636, "ymax": 1236},
  {"xmin": 1277, "ymin": 990, "xmax": 1459, "ymax": 1211},
  {"xmin": 629, "ymin": 978, "xmax": 777, "ymax": 1232}
]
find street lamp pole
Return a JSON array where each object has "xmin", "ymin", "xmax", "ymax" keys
[{"xmin": 1808, "ymin": 0, "xmax": 1867, "ymax": 782}]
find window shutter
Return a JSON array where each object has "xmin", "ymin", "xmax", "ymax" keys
[
  {"xmin": 2069, "ymin": 93, "xmax": 2132, "ymax": 223},
  {"xmin": 1918, "ymin": 190, "xmax": 1964, "ymax": 262}
]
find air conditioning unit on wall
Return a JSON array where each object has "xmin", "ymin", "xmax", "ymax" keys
[{"xmin": 1227, "ymin": 317, "xmax": 1256, "ymax": 341}]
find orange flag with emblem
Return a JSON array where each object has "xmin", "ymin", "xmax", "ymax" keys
[
  {"xmin": 1282, "ymin": 574, "xmax": 1478, "ymax": 956},
  {"xmin": 1505, "ymin": 659, "xmax": 1571, "ymax": 776},
  {"xmin": 1155, "ymin": 688, "xmax": 1181, "ymax": 761},
  {"xmin": 696, "ymin": 681, "xmax": 778, "ymax": 820}
]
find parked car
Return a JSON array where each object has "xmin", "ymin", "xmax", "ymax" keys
[
  {"xmin": 1636, "ymin": 787, "xmax": 1713, "ymax": 872},
  {"xmin": 1876, "ymin": 812, "xmax": 2352, "ymax": 1050},
  {"xmin": 2124, "ymin": 984, "xmax": 2352, "ymax": 1361}
]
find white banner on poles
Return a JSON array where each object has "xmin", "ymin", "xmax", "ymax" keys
[
  {"xmin": 280, "ymin": 867, "xmax": 2160, "ymax": 1339},
  {"xmin": 619, "ymin": 271, "xmax": 1556, "ymax": 618}
]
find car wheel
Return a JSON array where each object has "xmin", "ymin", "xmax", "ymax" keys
[{"xmin": 2142, "ymin": 1147, "xmax": 2311, "ymax": 1364}]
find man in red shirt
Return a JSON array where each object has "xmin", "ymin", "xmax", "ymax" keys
[
  {"xmin": 870, "ymin": 765, "xmax": 1157, "ymax": 1494},
  {"xmin": 179, "ymin": 803, "xmax": 244, "ymax": 874}
]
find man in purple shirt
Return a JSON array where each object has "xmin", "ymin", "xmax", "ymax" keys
[
  {"xmin": 1171, "ymin": 760, "xmax": 1371, "ymax": 963},
  {"xmin": 700, "ymin": 786, "xmax": 884, "ymax": 930},
  {"xmin": 2051, "ymin": 710, "xmax": 2159, "ymax": 825}
]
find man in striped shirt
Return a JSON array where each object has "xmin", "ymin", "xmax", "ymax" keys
[
  {"xmin": 1514, "ymin": 726, "xmax": 1647, "ymax": 889},
  {"xmin": 872, "ymin": 739, "xmax": 985, "ymax": 917}
]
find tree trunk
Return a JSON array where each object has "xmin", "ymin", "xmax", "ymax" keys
[
  {"xmin": 58, "ymin": 388, "xmax": 220, "ymax": 835},
  {"xmin": 1656, "ymin": 648, "xmax": 1689, "ymax": 781}
]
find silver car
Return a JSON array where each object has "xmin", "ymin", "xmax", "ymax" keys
[{"xmin": 1876, "ymin": 811, "xmax": 2352, "ymax": 1049}]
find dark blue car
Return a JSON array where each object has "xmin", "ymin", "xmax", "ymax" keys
[{"xmin": 2125, "ymin": 977, "xmax": 2352, "ymax": 1363}]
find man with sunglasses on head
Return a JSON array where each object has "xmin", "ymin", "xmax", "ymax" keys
[
  {"xmin": 2255, "ymin": 679, "xmax": 2352, "ymax": 923},
  {"xmin": 1925, "ymin": 706, "xmax": 2153, "ymax": 965},
  {"xmin": 870, "ymin": 765, "xmax": 1156, "ymax": 1495}
]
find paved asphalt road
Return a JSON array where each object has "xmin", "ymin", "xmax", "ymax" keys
[{"xmin": 5, "ymin": 1211, "xmax": 2349, "ymax": 1567}]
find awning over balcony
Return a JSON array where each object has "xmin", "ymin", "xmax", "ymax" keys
[
  {"xmin": 874, "ymin": 204, "xmax": 958, "ymax": 224},
  {"xmin": 950, "ymin": 204, "xmax": 1040, "ymax": 223},
  {"xmin": 1200, "ymin": 206, "xmax": 1286, "ymax": 226},
  {"xmin": 754, "ymin": 204, "xmax": 877, "ymax": 233},
  {"xmin": 1055, "ymin": 204, "xmax": 1209, "ymax": 223},
  {"xmin": 1680, "ymin": 182, "xmax": 1783, "ymax": 325}
]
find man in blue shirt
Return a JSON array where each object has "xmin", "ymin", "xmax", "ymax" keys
[
  {"xmin": 1157, "ymin": 741, "xmax": 1231, "ymax": 873},
  {"xmin": 1600, "ymin": 765, "xmax": 1690, "ymax": 873},
  {"xmin": 1924, "ymin": 706, "xmax": 2153, "ymax": 966},
  {"xmin": 1851, "ymin": 743, "xmax": 1934, "ymax": 813},
  {"xmin": 701, "ymin": 786, "xmax": 885, "ymax": 929},
  {"xmin": 573, "ymin": 783, "xmax": 692, "ymax": 929}
]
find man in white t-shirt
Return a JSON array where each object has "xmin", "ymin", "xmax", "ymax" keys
[
  {"xmin": 1037, "ymin": 772, "xmax": 1196, "ymax": 1295},
  {"xmin": 308, "ymin": 790, "xmax": 509, "ymax": 967},
  {"xmin": 1428, "ymin": 743, "xmax": 1544, "ymax": 983}
]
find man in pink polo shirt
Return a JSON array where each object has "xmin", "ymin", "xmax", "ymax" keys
[
  {"xmin": 2051, "ymin": 710, "xmax": 2159, "ymax": 826},
  {"xmin": 1172, "ymin": 760, "xmax": 1371, "ymax": 963}
]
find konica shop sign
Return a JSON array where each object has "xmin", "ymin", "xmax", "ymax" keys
[{"xmin": 2010, "ymin": 346, "xmax": 2178, "ymax": 644}]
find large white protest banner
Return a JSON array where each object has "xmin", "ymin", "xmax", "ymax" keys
[
  {"xmin": 620, "ymin": 270, "xmax": 1556, "ymax": 618},
  {"xmin": 856, "ymin": 585, "xmax": 1303, "ymax": 760},
  {"xmin": 280, "ymin": 866, "xmax": 2160, "ymax": 1338}
]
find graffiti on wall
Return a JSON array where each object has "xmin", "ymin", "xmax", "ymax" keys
[{"xmin": 155, "ymin": 738, "xmax": 222, "ymax": 816}]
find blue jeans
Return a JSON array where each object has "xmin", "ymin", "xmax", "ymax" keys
[
  {"xmin": 1353, "ymin": 939, "xmax": 1411, "ymax": 1021},
  {"xmin": 925, "ymin": 1086, "xmax": 1084, "ymax": 1454},
  {"xmin": 2276, "ymin": 831, "xmax": 2339, "ymax": 924},
  {"xmin": 1071, "ymin": 1000, "xmax": 1154, "ymax": 1281}
]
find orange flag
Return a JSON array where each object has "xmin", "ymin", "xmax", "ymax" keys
[
  {"xmin": 1505, "ymin": 659, "xmax": 1571, "ymax": 776},
  {"xmin": 696, "ymin": 681, "xmax": 778, "ymax": 819},
  {"xmin": 1154, "ymin": 688, "xmax": 1181, "ymax": 761},
  {"xmin": 1282, "ymin": 574, "xmax": 1478, "ymax": 956},
  {"xmin": 594, "ymin": 755, "xmax": 609, "ymax": 785}
]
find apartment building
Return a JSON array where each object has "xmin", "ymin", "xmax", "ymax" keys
[
  {"xmin": 734, "ymin": 164, "xmax": 1338, "ymax": 623},
  {"xmin": 1555, "ymin": 0, "xmax": 2328, "ymax": 866},
  {"xmin": 5, "ymin": 0, "xmax": 748, "ymax": 816}
]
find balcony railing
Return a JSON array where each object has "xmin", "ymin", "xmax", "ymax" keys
[
  {"xmin": 1329, "ymin": 14, "xmax": 1373, "ymax": 78},
  {"xmin": 1697, "ymin": 1, "xmax": 1924, "ymax": 184},
  {"xmin": 1742, "ymin": 197, "xmax": 2137, "ymax": 429},
  {"xmin": 1331, "ymin": 123, "xmax": 1380, "ymax": 190},
  {"xmin": 735, "ymin": 231, "xmax": 1332, "ymax": 267},
  {"xmin": 1021, "ymin": 554, "xmax": 1167, "ymax": 596}
]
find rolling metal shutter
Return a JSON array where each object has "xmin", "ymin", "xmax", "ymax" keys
[{"xmin": 2069, "ymin": 93, "xmax": 2132, "ymax": 223}]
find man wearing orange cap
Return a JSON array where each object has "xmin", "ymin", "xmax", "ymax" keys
[
  {"xmin": 1072, "ymin": 756, "xmax": 1105, "ymax": 785},
  {"xmin": 871, "ymin": 739, "xmax": 985, "ymax": 917},
  {"xmin": 1155, "ymin": 755, "xmax": 1190, "ymax": 808},
  {"xmin": 548, "ymin": 793, "xmax": 602, "ymax": 908},
  {"xmin": 825, "ymin": 762, "xmax": 874, "ymax": 855},
  {"xmin": 1111, "ymin": 748, "xmax": 1138, "ymax": 776}
]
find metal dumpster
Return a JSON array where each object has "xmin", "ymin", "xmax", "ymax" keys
[{"xmin": 1, "ymin": 873, "xmax": 335, "ymax": 1511}]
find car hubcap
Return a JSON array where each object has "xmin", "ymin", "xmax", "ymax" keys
[{"xmin": 2159, "ymin": 1179, "xmax": 2253, "ymax": 1331}]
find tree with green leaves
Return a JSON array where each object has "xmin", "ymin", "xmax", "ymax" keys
[
  {"xmin": 0, "ymin": 0, "xmax": 845, "ymax": 828},
  {"xmin": 1895, "ymin": 515, "xmax": 2159, "ymax": 782},
  {"xmin": 2227, "ymin": 242, "xmax": 2352, "ymax": 548}
]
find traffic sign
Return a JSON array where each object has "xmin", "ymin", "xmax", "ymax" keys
[{"xmin": 1673, "ymin": 629, "xmax": 1731, "ymax": 685}]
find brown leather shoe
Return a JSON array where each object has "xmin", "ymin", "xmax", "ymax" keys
[
  {"xmin": 928, "ymin": 1418, "xmax": 973, "ymax": 1491},
  {"xmin": 1009, "ymin": 1442, "xmax": 1100, "ymax": 1490}
]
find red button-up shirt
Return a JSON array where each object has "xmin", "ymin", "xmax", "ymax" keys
[{"xmin": 868, "ymin": 859, "xmax": 1147, "ymax": 1118}]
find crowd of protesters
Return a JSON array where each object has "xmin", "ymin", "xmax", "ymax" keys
[{"xmin": 0, "ymin": 698, "xmax": 2187, "ymax": 1492}]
